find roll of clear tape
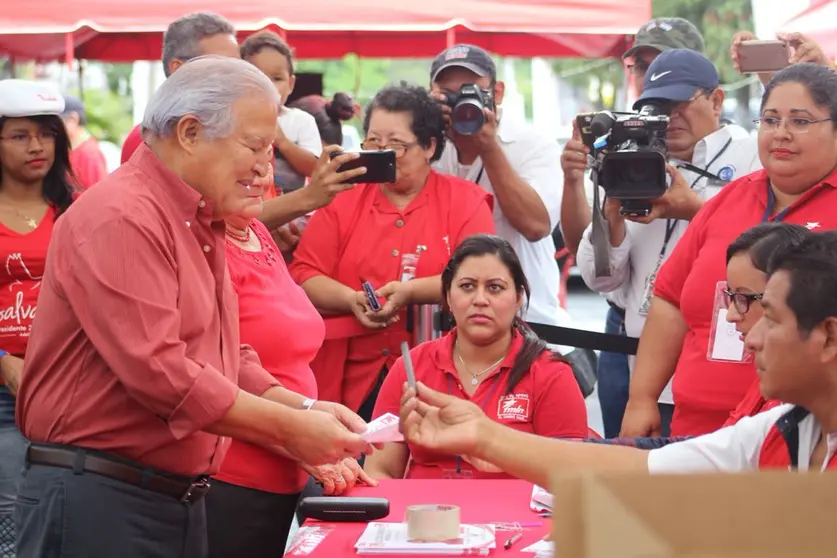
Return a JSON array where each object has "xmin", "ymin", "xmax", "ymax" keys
[{"xmin": 405, "ymin": 504, "xmax": 461, "ymax": 541}]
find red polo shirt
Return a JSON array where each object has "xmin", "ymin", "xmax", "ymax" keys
[
  {"xmin": 722, "ymin": 378, "xmax": 782, "ymax": 428},
  {"xmin": 214, "ymin": 220, "xmax": 325, "ymax": 494},
  {"xmin": 372, "ymin": 330, "xmax": 588, "ymax": 479},
  {"xmin": 654, "ymin": 168, "xmax": 837, "ymax": 436},
  {"xmin": 289, "ymin": 170, "xmax": 495, "ymax": 411}
]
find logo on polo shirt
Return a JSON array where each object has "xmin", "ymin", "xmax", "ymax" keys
[
  {"xmin": 806, "ymin": 222, "xmax": 821, "ymax": 230},
  {"xmin": 717, "ymin": 165, "xmax": 735, "ymax": 182},
  {"xmin": 497, "ymin": 393, "xmax": 531, "ymax": 421}
]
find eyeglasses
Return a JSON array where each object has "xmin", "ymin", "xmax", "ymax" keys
[
  {"xmin": 0, "ymin": 131, "xmax": 58, "ymax": 147},
  {"xmin": 753, "ymin": 116, "xmax": 833, "ymax": 134},
  {"xmin": 361, "ymin": 140, "xmax": 418, "ymax": 158},
  {"xmin": 723, "ymin": 289, "xmax": 764, "ymax": 315},
  {"xmin": 659, "ymin": 90, "xmax": 711, "ymax": 116}
]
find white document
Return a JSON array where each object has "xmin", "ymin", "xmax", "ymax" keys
[{"xmin": 362, "ymin": 413, "xmax": 404, "ymax": 443}]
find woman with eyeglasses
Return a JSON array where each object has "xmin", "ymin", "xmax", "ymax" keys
[
  {"xmin": 0, "ymin": 80, "xmax": 75, "ymax": 556},
  {"xmin": 622, "ymin": 63, "xmax": 837, "ymax": 439},
  {"xmin": 289, "ymin": 82, "xmax": 495, "ymax": 418}
]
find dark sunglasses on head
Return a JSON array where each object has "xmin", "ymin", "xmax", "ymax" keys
[{"xmin": 723, "ymin": 289, "xmax": 763, "ymax": 315}]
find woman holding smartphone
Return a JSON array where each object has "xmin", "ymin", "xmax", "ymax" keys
[{"xmin": 289, "ymin": 82, "xmax": 495, "ymax": 420}]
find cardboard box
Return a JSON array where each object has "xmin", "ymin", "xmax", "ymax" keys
[{"xmin": 550, "ymin": 470, "xmax": 837, "ymax": 557}]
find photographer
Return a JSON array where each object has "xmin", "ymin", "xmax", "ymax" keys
[
  {"xmin": 561, "ymin": 17, "xmax": 704, "ymax": 439},
  {"xmin": 429, "ymin": 44, "xmax": 571, "ymax": 334},
  {"xmin": 575, "ymin": 49, "xmax": 760, "ymax": 436}
]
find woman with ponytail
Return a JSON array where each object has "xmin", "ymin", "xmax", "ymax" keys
[{"xmin": 363, "ymin": 234, "xmax": 588, "ymax": 480}]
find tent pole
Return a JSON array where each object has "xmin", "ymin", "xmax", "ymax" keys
[{"xmin": 446, "ymin": 28, "xmax": 456, "ymax": 48}]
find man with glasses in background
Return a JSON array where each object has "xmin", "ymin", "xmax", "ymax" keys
[
  {"xmin": 558, "ymin": 18, "xmax": 706, "ymax": 439},
  {"xmin": 574, "ymin": 49, "xmax": 761, "ymax": 437}
]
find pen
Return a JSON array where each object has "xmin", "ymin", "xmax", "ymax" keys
[
  {"xmin": 401, "ymin": 341, "xmax": 416, "ymax": 389},
  {"xmin": 504, "ymin": 532, "xmax": 523, "ymax": 550}
]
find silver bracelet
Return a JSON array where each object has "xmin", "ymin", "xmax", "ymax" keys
[{"xmin": 301, "ymin": 398, "xmax": 317, "ymax": 410}]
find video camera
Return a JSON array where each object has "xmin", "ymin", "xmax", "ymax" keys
[
  {"xmin": 442, "ymin": 84, "xmax": 495, "ymax": 136},
  {"xmin": 577, "ymin": 104, "xmax": 670, "ymax": 216}
]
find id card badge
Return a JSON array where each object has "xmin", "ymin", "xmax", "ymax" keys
[
  {"xmin": 638, "ymin": 253, "xmax": 665, "ymax": 316},
  {"xmin": 707, "ymin": 281, "xmax": 752, "ymax": 363},
  {"xmin": 399, "ymin": 253, "xmax": 419, "ymax": 282}
]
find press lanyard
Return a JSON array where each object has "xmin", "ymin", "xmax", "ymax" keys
[
  {"xmin": 447, "ymin": 373, "xmax": 502, "ymax": 473},
  {"xmin": 660, "ymin": 137, "xmax": 734, "ymax": 259},
  {"xmin": 762, "ymin": 184, "xmax": 792, "ymax": 223}
]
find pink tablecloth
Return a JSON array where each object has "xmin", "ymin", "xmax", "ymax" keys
[{"xmin": 286, "ymin": 479, "xmax": 549, "ymax": 557}]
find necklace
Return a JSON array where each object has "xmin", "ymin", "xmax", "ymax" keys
[
  {"xmin": 456, "ymin": 343, "xmax": 506, "ymax": 386},
  {"xmin": 225, "ymin": 225, "xmax": 251, "ymax": 243},
  {"xmin": 15, "ymin": 208, "xmax": 38, "ymax": 229}
]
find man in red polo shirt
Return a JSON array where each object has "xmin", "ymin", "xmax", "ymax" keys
[
  {"xmin": 397, "ymin": 231, "xmax": 837, "ymax": 482},
  {"xmin": 120, "ymin": 12, "xmax": 240, "ymax": 164}
]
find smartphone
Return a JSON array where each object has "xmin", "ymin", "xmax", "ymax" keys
[
  {"xmin": 737, "ymin": 40, "xmax": 790, "ymax": 73},
  {"xmin": 575, "ymin": 113, "xmax": 597, "ymax": 151},
  {"xmin": 361, "ymin": 280, "xmax": 382, "ymax": 311},
  {"xmin": 330, "ymin": 150, "xmax": 396, "ymax": 184}
]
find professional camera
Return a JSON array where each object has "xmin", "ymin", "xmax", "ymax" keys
[
  {"xmin": 442, "ymin": 84, "xmax": 495, "ymax": 136},
  {"xmin": 579, "ymin": 104, "xmax": 670, "ymax": 216}
]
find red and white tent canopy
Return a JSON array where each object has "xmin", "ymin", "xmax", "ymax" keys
[{"xmin": 0, "ymin": 0, "xmax": 651, "ymax": 61}]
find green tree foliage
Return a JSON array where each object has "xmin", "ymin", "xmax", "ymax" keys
[
  {"xmin": 653, "ymin": 0, "xmax": 754, "ymax": 83},
  {"xmin": 549, "ymin": 0, "xmax": 755, "ymax": 109}
]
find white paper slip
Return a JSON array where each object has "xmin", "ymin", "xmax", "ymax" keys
[
  {"xmin": 710, "ymin": 309, "xmax": 746, "ymax": 361},
  {"xmin": 362, "ymin": 413, "xmax": 404, "ymax": 443},
  {"xmin": 522, "ymin": 539, "xmax": 554, "ymax": 555},
  {"xmin": 355, "ymin": 522, "xmax": 495, "ymax": 555},
  {"xmin": 529, "ymin": 485, "xmax": 552, "ymax": 512}
]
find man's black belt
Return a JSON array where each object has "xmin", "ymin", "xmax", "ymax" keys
[
  {"xmin": 606, "ymin": 299, "xmax": 627, "ymax": 320},
  {"xmin": 27, "ymin": 443, "xmax": 210, "ymax": 503}
]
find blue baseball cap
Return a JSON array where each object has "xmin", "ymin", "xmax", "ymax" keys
[{"xmin": 633, "ymin": 49, "xmax": 719, "ymax": 110}]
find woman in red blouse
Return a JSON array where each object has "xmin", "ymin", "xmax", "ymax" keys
[
  {"xmin": 0, "ymin": 80, "xmax": 76, "ymax": 556},
  {"xmin": 364, "ymin": 234, "xmax": 588, "ymax": 479},
  {"xmin": 289, "ymin": 83, "xmax": 495, "ymax": 419},
  {"xmin": 205, "ymin": 179, "xmax": 375, "ymax": 557}
]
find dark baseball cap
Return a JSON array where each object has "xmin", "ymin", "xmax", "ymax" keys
[
  {"xmin": 430, "ymin": 44, "xmax": 497, "ymax": 82},
  {"xmin": 623, "ymin": 17, "xmax": 705, "ymax": 60},
  {"xmin": 633, "ymin": 49, "xmax": 719, "ymax": 110},
  {"xmin": 60, "ymin": 95, "xmax": 86, "ymax": 121}
]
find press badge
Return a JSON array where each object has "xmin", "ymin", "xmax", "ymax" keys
[
  {"xmin": 638, "ymin": 253, "xmax": 665, "ymax": 316},
  {"xmin": 707, "ymin": 281, "xmax": 751, "ymax": 363}
]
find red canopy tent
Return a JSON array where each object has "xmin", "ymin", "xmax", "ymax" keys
[
  {"xmin": 782, "ymin": 0, "xmax": 837, "ymax": 58},
  {"xmin": 0, "ymin": 0, "xmax": 650, "ymax": 62}
]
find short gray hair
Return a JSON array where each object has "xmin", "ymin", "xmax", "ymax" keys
[
  {"xmin": 162, "ymin": 12, "xmax": 235, "ymax": 77},
  {"xmin": 142, "ymin": 56, "xmax": 278, "ymax": 140}
]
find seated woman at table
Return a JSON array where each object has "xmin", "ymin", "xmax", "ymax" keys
[
  {"xmin": 289, "ymin": 82, "xmax": 495, "ymax": 419},
  {"xmin": 363, "ymin": 234, "xmax": 589, "ymax": 479}
]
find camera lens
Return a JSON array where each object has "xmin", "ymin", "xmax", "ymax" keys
[
  {"xmin": 621, "ymin": 160, "xmax": 652, "ymax": 185},
  {"xmin": 451, "ymin": 100, "xmax": 486, "ymax": 136}
]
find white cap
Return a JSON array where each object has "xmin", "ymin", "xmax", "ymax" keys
[{"xmin": 0, "ymin": 80, "xmax": 65, "ymax": 119}]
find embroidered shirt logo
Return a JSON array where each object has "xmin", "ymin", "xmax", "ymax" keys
[{"xmin": 497, "ymin": 393, "xmax": 531, "ymax": 421}]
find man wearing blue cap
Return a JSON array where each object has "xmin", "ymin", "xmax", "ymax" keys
[{"xmin": 574, "ymin": 49, "xmax": 762, "ymax": 438}]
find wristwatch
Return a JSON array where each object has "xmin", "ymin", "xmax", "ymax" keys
[{"xmin": 301, "ymin": 398, "xmax": 317, "ymax": 410}]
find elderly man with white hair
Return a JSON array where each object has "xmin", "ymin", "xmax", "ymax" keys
[{"xmin": 13, "ymin": 57, "xmax": 371, "ymax": 558}]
